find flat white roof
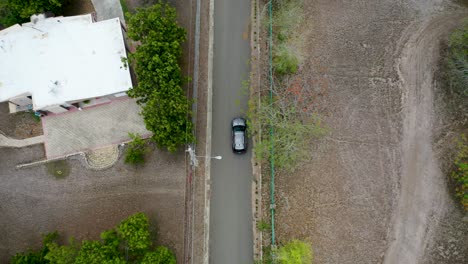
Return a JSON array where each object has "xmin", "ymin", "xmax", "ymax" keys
[{"xmin": 0, "ymin": 14, "xmax": 132, "ymax": 110}]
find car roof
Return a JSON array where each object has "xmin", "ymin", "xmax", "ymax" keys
[{"xmin": 234, "ymin": 132, "xmax": 245, "ymax": 149}]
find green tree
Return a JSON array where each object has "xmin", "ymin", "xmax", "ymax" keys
[
  {"xmin": 0, "ymin": 0, "xmax": 68, "ymax": 27},
  {"xmin": 277, "ymin": 240, "xmax": 313, "ymax": 264},
  {"xmin": 74, "ymin": 240, "xmax": 125, "ymax": 264},
  {"xmin": 142, "ymin": 83, "xmax": 194, "ymax": 152},
  {"xmin": 11, "ymin": 232, "xmax": 58, "ymax": 264},
  {"xmin": 11, "ymin": 213, "xmax": 176, "ymax": 264},
  {"xmin": 124, "ymin": 133, "xmax": 149, "ymax": 165},
  {"xmin": 116, "ymin": 212, "xmax": 152, "ymax": 256},
  {"xmin": 141, "ymin": 247, "xmax": 176, "ymax": 264},
  {"xmin": 126, "ymin": 2, "xmax": 194, "ymax": 152},
  {"xmin": 44, "ymin": 239, "xmax": 78, "ymax": 264}
]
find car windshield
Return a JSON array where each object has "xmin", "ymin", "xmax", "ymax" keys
[{"xmin": 233, "ymin": 125, "xmax": 245, "ymax": 132}]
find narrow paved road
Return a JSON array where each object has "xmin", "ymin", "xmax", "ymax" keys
[{"xmin": 210, "ymin": 0, "xmax": 253, "ymax": 263}]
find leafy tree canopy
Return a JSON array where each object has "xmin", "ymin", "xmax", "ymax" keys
[
  {"xmin": 141, "ymin": 247, "xmax": 176, "ymax": 264},
  {"xmin": 124, "ymin": 133, "xmax": 149, "ymax": 165},
  {"xmin": 116, "ymin": 212, "xmax": 152, "ymax": 255},
  {"xmin": 11, "ymin": 213, "xmax": 176, "ymax": 264},
  {"xmin": 11, "ymin": 232, "xmax": 58, "ymax": 264},
  {"xmin": 142, "ymin": 82, "xmax": 194, "ymax": 152},
  {"xmin": 0, "ymin": 0, "xmax": 68, "ymax": 27},
  {"xmin": 126, "ymin": 1, "xmax": 194, "ymax": 152},
  {"xmin": 126, "ymin": 2, "xmax": 185, "ymax": 44}
]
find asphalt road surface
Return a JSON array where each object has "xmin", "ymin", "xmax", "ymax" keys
[{"xmin": 209, "ymin": 0, "xmax": 253, "ymax": 263}]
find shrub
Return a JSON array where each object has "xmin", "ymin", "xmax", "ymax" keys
[
  {"xmin": 270, "ymin": 0, "xmax": 304, "ymax": 76},
  {"xmin": 273, "ymin": 43, "xmax": 299, "ymax": 75},
  {"xmin": 248, "ymin": 96, "xmax": 326, "ymax": 172},
  {"xmin": 440, "ymin": 21, "xmax": 468, "ymax": 119},
  {"xmin": 272, "ymin": 0, "xmax": 304, "ymax": 42},
  {"xmin": 277, "ymin": 240, "xmax": 313, "ymax": 264},
  {"xmin": 125, "ymin": 133, "xmax": 149, "ymax": 165}
]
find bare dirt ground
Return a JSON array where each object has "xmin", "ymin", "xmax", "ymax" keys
[
  {"xmin": 265, "ymin": 0, "xmax": 468, "ymax": 263},
  {"xmin": 0, "ymin": 102, "xmax": 43, "ymax": 139},
  {"xmin": 0, "ymin": 145, "xmax": 186, "ymax": 263}
]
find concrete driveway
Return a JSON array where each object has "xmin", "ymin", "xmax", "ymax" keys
[
  {"xmin": 209, "ymin": 0, "xmax": 253, "ymax": 263},
  {"xmin": 42, "ymin": 98, "xmax": 150, "ymax": 158}
]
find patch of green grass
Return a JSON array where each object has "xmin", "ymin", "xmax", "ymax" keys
[
  {"xmin": 46, "ymin": 160, "xmax": 71, "ymax": 179},
  {"xmin": 256, "ymin": 219, "xmax": 271, "ymax": 232}
]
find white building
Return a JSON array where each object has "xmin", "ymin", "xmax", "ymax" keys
[{"xmin": 0, "ymin": 14, "xmax": 132, "ymax": 115}]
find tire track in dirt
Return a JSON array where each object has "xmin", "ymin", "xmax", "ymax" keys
[{"xmin": 383, "ymin": 12, "xmax": 468, "ymax": 264}]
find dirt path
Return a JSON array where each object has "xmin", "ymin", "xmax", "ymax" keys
[{"xmin": 383, "ymin": 12, "xmax": 468, "ymax": 264}]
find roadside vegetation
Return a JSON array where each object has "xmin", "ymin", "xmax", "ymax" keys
[
  {"xmin": 250, "ymin": 0, "xmax": 321, "ymax": 263},
  {"xmin": 11, "ymin": 212, "xmax": 175, "ymax": 264},
  {"xmin": 271, "ymin": 0, "xmax": 303, "ymax": 75},
  {"xmin": 249, "ymin": 0, "xmax": 324, "ymax": 173},
  {"xmin": 126, "ymin": 2, "xmax": 194, "ymax": 152}
]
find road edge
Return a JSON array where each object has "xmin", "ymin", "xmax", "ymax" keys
[
  {"xmin": 250, "ymin": 0, "xmax": 263, "ymax": 261},
  {"xmin": 203, "ymin": 0, "xmax": 215, "ymax": 263}
]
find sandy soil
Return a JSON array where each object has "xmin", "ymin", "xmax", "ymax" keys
[{"xmin": 264, "ymin": 1, "xmax": 468, "ymax": 263}]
